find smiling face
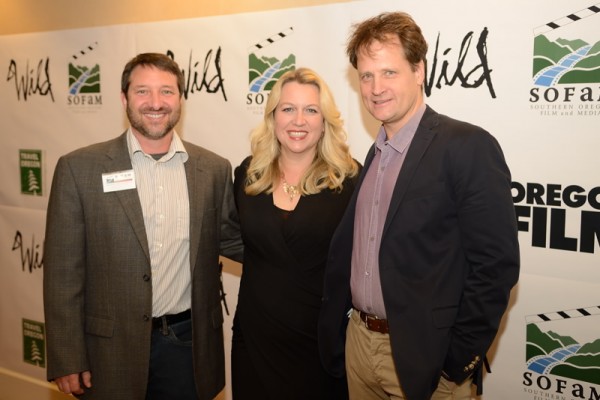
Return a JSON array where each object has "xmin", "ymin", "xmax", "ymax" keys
[
  {"xmin": 357, "ymin": 36, "xmax": 425, "ymax": 138},
  {"xmin": 274, "ymin": 81, "xmax": 324, "ymax": 160},
  {"xmin": 121, "ymin": 65, "xmax": 182, "ymax": 142}
]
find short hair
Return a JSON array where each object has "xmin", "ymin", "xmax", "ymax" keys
[
  {"xmin": 245, "ymin": 67, "xmax": 358, "ymax": 195},
  {"xmin": 121, "ymin": 53, "xmax": 185, "ymax": 97},
  {"xmin": 346, "ymin": 12, "xmax": 428, "ymax": 71}
]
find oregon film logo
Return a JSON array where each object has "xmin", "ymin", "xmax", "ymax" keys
[
  {"xmin": 20, "ymin": 149, "xmax": 42, "ymax": 196},
  {"xmin": 512, "ymin": 181, "xmax": 600, "ymax": 254},
  {"xmin": 530, "ymin": 3, "xmax": 600, "ymax": 116},
  {"xmin": 246, "ymin": 27, "xmax": 296, "ymax": 114},
  {"xmin": 23, "ymin": 319, "xmax": 45, "ymax": 367},
  {"xmin": 522, "ymin": 306, "xmax": 600, "ymax": 398},
  {"xmin": 68, "ymin": 41, "xmax": 102, "ymax": 109}
]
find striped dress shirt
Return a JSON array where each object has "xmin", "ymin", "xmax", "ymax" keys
[{"xmin": 127, "ymin": 129, "xmax": 191, "ymax": 317}]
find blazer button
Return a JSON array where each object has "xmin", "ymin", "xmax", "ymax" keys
[
  {"xmin": 143, "ymin": 274, "xmax": 150, "ymax": 282},
  {"xmin": 143, "ymin": 314, "xmax": 150, "ymax": 322}
]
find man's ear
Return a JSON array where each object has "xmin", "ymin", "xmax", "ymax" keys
[{"xmin": 415, "ymin": 60, "xmax": 425, "ymax": 86}]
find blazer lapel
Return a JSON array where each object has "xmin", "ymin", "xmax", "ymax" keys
[
  {"xmin": 184, "ymin": 150, "xmax": 205, "ymax": 274},
  {"xmin": 106, "ymin": 133, "xmax": 151, "ymax": 263},
  {"xmin": 382, "ymin": 106, "xmax": 438, "ymax": 238}
]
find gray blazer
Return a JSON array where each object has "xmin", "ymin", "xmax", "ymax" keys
[{"xmin": 43, "ymin": 132, "xmax": 243, "ymax": 400}]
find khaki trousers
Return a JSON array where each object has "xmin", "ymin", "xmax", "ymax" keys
[{"xmin": 345, "ymin": 310, "xmax": 473, "ymax": 400}]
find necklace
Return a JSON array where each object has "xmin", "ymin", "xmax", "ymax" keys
[{"xmin": 281, "ymin": 175, "xmax": 299, "ymax": 202}]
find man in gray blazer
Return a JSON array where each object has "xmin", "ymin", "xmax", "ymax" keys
[{"xmin": 43, "ymin": 53, "xmax": 243, "ymax": 400}]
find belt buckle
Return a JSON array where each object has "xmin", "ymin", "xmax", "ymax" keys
[
  {"xmin": 361, "ymin": 310, "xmax": 387, "ymax": 333},
  {"xmin": 363, "ymin": 311, "xmax": 376, "ymax": 330},
  {"xmin": 365, "ymin": 315, "xmax": 378, "ymax": 331}
]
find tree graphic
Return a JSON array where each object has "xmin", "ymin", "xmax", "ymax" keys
[
  {"xmin": 30, "ymin": 341, "xmax": 43, "ymax": 366},
  {"xmin": 27, "ymin": 170, "xmax": 41, "ymax": 194}
]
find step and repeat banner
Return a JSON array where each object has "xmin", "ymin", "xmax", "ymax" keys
[{"xmin": 1, "ymin": 0, "xmax": 598, "ymax": 398}]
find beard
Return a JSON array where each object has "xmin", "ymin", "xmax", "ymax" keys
[{"xmin": 127, "ymin": 104, "xmax": 181, "ymax": 140}]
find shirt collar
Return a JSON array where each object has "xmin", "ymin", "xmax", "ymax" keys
[
  {"xmin": 375, "ymin": 103, "xmax": 426, "ymax": 154},
  {"xmin": 127, "ymin": 128, "xmax": 189, "ymax": 162}
]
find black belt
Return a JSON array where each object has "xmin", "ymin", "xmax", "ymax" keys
[
  {"xmin": 356, "ymin": 309, "xmax": 389, "ymax": 334},
  {"xmin": 152, "ymin": 309, "xmax": 191, "ymax": 331}
]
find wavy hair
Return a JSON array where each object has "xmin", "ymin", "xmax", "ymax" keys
[
  {"xmin": 245, "ymin": 67, "xmax": 358, "ymax": 195},
  {"xmin": 121, "ymin": 53, "xmax": 185, "ymax": 98},
  {"xmin": 346, "ymin": 12, "xmax": 428, "ymax": 72}
]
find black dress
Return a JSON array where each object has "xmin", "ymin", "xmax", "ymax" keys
[{"xmin": 231, "ymin": 157, "xmax": 357, "ymax": 400}]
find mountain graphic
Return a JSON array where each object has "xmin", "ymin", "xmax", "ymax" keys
[
  {"xmin": 248, "ymin": 53, "xmax": 295, "ymax": 92},
  {"xmin": 68, "ymin": 63, "xmax": 101, "ymax": 94},
  {"xmin": 532, "ymin": 34, "xmax": 600, "ymax": 86},
  {"xmin": 526, "ymin": 322, "xmax": 600, "ymax": 385}
]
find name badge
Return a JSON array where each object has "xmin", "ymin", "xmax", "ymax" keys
[{"xmin": 102, "ymin": 169, "xmax": 136, "ymax": 192}]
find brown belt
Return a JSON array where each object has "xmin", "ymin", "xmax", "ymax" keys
[{"xmin": 356, "ymin": 309, "xmax": 389, "ymax": 334}]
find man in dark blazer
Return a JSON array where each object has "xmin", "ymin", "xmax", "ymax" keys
[
  {"xmin": 318, "ymin": 12, "xmax": 520, "ymax": 400},
  {"xmin": 43, "ymin": 53, "xmax": 242, "ymax": 399}
]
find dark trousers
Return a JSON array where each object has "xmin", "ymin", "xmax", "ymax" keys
[{"xmin": 146, "ymin": 318, "xmax": 198, "ymax": 400}]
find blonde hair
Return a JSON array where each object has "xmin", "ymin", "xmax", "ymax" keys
[{"xmin": 245, "ymin": 67, "xmax": 358, "ymax": 196}]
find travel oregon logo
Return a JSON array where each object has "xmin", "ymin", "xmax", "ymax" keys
[
  {"xmin": 530, "ymin": 3, "xmax": 600, "ymax": 116},
  {"xmin": 246, "ymin": 27, "xmax": 296, "ymax": 114},
  {"xmin": 19, "ymin": 149, "xmax": 42, "ymax": 196},
  {"xmin": 522, "ymin": 305, "xmax": 600, "ymax": 399},
  {"xmin": 23, "ymin": 319, "xmax": 45, "ymax": 367},
  {"xmin": 68, "ymin": 41, "xmax": 102, "ymax": 109}
]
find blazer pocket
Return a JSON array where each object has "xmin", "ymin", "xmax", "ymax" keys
[
  {"xmin": 85, "ymin": 315, "xmax": 115, "ymax": 338},
  {"xmin": 431, "ymin": 306, "xmax": 458, "ymax": 329}
]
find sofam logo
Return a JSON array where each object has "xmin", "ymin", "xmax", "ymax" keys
[
  {"xmin": 530, "ymin": 3, "xmax": 600, "ymax": 114},
  {"xmin": 246, "ymin": 27, "xmax": 296, "ymax": 113},
  {"xmin": 522, "ymin": 305, "xmax": 600, "ymax": 399},
  {"xmin": 68, "ymin": 41, "xmax": 102, "ymax": 107}
]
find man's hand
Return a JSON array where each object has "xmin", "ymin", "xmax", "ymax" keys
[{"xmin": 55, "ymin": 371, "xmax": 92, "ymax": 395}]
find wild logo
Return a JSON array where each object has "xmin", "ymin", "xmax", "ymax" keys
[
  {"xmin": 246, "ymin": 27, "xmax": 296, "ymax": 113},
  {"xmin": 67, "ymin": 41, "xmax": 102, "ymax": 108},
  {"xmin": 523, "ymin": 305, "xmax": 600, "ymax": 399},
  {"xmin": 530, "ymin": 3, "xmax": 600, "ymax": 115}
]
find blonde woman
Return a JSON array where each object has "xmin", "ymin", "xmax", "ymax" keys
[{"xmin": 231, "ymin": 67, "xmax": 359, "ymax": 400}]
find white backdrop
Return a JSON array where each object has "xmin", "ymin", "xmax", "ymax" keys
[{"xmin": 1, "ymin": 1, "xmax": 599, "ymax": 398}]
